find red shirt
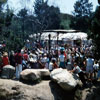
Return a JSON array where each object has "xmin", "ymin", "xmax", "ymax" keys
[
  {"xmin": 53, "ymin": 63, "xmax": 58, "ymax": 69},
  {"xmin": 15, "ymin": 53, "xmax": 22, "ymax": 64},
  {"xmin": 23, "ymin": 53, "xmax": 28, "ymax": 60},
  {"xmin": 64, "ymin": 51, "xmax": 67, "ymax": 59},
  {"xmin": 2, "ymin": 56, "xmax": 9, "ymax": 66}
]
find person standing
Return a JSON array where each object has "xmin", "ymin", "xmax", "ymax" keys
[
  {"xmin": 85, "ymin": 54, "xmax": 94, "ymax": 81},
  {"xmin": 2, "ymin": 52, "xmax": 9, "ymax": 67},
  {"xmin": 29, "ymin": 49, "xmax": 38, "ymax": 69},
  {"xmin": 14, "ymin": 49, "xmax": 22, "ymax": 79},
  {"xmin": 59, "ymin": 49, "xmax": 66, "ymax": 69},
  {"xmin": 22, "ymin": 50, "xmax": 28, "ymax": 70},
  {"xmin": 9, "ymin": 51, "xmax": 15, "ymax": 67}
]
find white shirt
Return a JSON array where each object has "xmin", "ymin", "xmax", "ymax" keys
[
  {"xmin": 59, "ymin": 55, "xmax": 65, "ymax": 62},
  {"xmin": 29, "ymin": 53, "xmax": 37, "ymax": 62},
  {"xmin": 41, "ymin": 57, "xmax": 47, "ymax": 63},
  {"xmin": 93, "ymin": 63, "xmax": 99, "ymax": 70},
  {"xmin": 49, "ymin": 62, "xmax": 53, "ymax": 71},
  {"xmin": 73, "ymin": 66, "xmax": 82, "ymax": 74},
  {"xmin": 86, "ymin": 58, "xmax": 94, "ymax": 67}
]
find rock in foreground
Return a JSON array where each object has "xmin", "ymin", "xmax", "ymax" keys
[
  {"xmin": 1, "ymin": 65, "xmax": 15, "ymax": 79},
  {"xmin": 50, "ymin": 68, "xmax": 78, "ymax": 91},
  {"xmin": 20, "ymin": 69, "xmax": 50, "ymax": 83},
  {"xmin": 0, "ymin": 79, "xmax": 81, "ymax": 100}
]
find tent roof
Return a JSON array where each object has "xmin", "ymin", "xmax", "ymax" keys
[
  {"xmin": 41, "ymin": 31, "xmax": 87, "ymax": 40},
  {"xmin": 43, "ymin": 29, "xmax": 79, "ymax": 33}
]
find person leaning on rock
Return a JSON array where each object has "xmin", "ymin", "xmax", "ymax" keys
[{"xmin": 69, "ymin": 62, "xmax": 86, "ymax": 86}]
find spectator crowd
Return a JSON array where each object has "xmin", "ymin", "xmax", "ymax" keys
[{"xmin": 0, "ymin": 43, "xmax": 100, "ymax": 86}]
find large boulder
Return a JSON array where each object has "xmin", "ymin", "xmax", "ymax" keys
[
  {"xmin": 20, "ymin": 69, "xmax": 50, "ymax": 83},
  {"xmin": 1, "ymin": 65, "xmax": 15, "ymax": 79},
  {"xmin": 38, "ymin": 69, "xmax": 50, "ymax": 79},
  {"xmin": 50, "ymin": 68, "xmax": 79, "ymax": 91},
  {"xmin": 0, "ymin": 79, "xmax": 82, "ymax": 100}
]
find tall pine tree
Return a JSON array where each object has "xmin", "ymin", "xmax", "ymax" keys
[{"xmin": 71, "ymin": 0, "xmax": 93, "ymax": 32}]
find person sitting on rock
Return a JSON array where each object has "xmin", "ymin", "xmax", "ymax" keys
[{"xmin": 70, "ymin": 62, "xmax": 86, "ymax": 86}]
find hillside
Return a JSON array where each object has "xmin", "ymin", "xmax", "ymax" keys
[{"xmin": 60, "ymin": 13, "xmax": 74, "ymax": 29}]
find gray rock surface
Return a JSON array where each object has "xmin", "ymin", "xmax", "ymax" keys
[
  {"xmin": 20, "ymin": 69, "xmax": 50, "ymax": 82},
  {"xmin": 0, "ymin": 79, "xmax": 79, "ymax": 100},
  {"xmin": 1, "ymin": 65, "xmax": 15, "ymax": 79},
  {"xmin": 50, "ymin": 68, "xmax": 79, "ymax": 91}
]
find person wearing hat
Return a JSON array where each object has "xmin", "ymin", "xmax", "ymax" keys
[{"xmin": 2, "ymin": 52, "xmax": 9, "ymax": 67}]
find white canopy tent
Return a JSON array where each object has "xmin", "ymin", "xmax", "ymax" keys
[
  {"xmin": 41, "ymin": 32, "xmax": 87, "ymax": 41},
  {"xmin": 59, "ymin": 32, "xmax": 87, "ymax": 41},
  {"xmin": 41, "ymin": 32, "xmax": 58, "ymax": 40}
]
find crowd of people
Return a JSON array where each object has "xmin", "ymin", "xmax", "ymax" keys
[{"xmin": 0, "ymin": 43, "xmax": 100, "ymax": 86}]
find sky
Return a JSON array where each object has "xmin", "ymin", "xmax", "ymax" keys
[{"xmin": 7, "ymin": 0, "xmax": 98, "ymax": 14}]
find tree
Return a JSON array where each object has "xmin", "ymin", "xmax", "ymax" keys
[
  {"xmin": 33, "ymin": 0, "xmax": 61, "ymax": 42},
  {"xmin": 17, "ymin": 8, "xmax": 28, "ymax": 40},
  {"xmin": 0, "ymin": 0, "xmax": 6, "ymax": 9},
  {"xmin": 60, "ymin": 13, "xmax": 73, "ymax": 29},
  {"xmin": 0, "ymin": 0, "xmax": 7, "ymax": 34},
  {"xmin": 89, "ymin": 2, "xmax": 100, "ymax": 59},
  {"xmin": 34, "ymin": 0, "xmax": 61, "ymax": 32},
  {"xmin": 71, "ymin": 0, "xmax": 93, "ymax": 32}
]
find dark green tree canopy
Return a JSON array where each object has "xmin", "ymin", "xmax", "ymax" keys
[
  {"xmin": 33, "ymin": 0, "xmax": 61, "ymax": 32},
  {"xmin": 71, "ymin": 0, "xmax": 93, "ymax": 32},
  {"xmin": 73, "ymin": 0, "xmax": 93, "ymax": 17},
  {"xmin": 89, "ymin": 5, "xmax": 100, "ymax": 59},
  {"xmin": 0, "ymin": 0, "xmax": 6, "ymax": 9}
]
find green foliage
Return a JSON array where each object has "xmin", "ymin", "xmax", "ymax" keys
[
  {"xmin": 0, "ymin": 0, "xmax": 73, "ymax": 51},
  {"xmin": 34, "ymin": 0, "xmax": 61, "ymax": 32},
  {"xmin": 73, "ymin": 0, "xmax": 93, "ymax": 17},
  {"xmin": 0, "ymin": 0, "xmax": 6, "ymax": 9},
  {"xmin": 89, "ymin": 5, "xmax": 100, "ymax": 59},
  {"xmin": 71, "ymin": 0, "xmax": 93, "ymax": 32},
  {"xmin": 60, "ymin": 13, "xmax": 73, "ymax": 29}
]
